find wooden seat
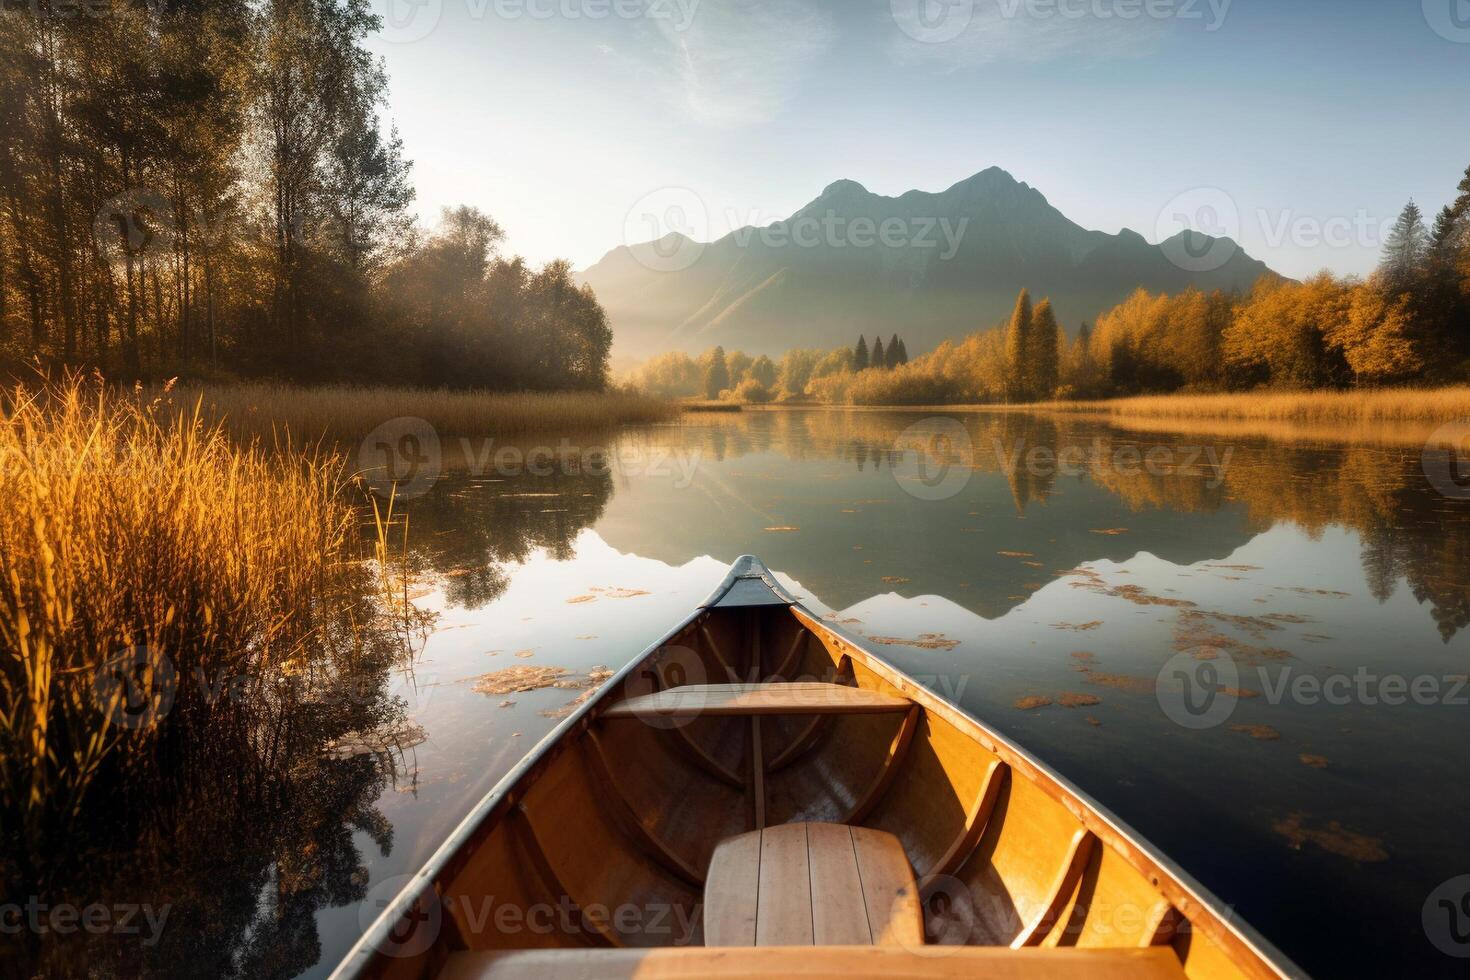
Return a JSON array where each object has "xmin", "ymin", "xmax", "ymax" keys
[
  {"xmin": 439, "ymin": 946, "xmax": 1190, "ymax": 979},
  {"xmin": 602, "ymin": 683, "xmax": 910, "ymax": 720},
  {"xmin": 703, "ymin": 822, "xmax": 924, "ymax": 947}
]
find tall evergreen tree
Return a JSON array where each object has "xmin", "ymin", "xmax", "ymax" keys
[
  {"xmin": 886, "ymin": 333, "xmax": 901, "ymax": 368},
  {"xmin": 1030, "ymin": 299, "xmax": 1061, "ymax": 399},
  {"xmin": 1004, "ymin": 289, "xmax": 1033, "ymax": 401},
  {"xmin": 871, "ymin": 335, "xmax": 885, "ymax": 370},
  {"xmin": 853, "ymin": 334, "xmax": 869, "ymax": 371},
  {"xmin": 894, "ymin": 337, "xmax": 908, "ymax": 365},
  {"xmin": 1426, "ymin": 204, "xmax": 1470, "ymax": 357},
  {"xmin": 1455, "ymin": 164, "xmax": 1470, "ymax": 218},
  {"xmin": 1380, "ymin": 200, "xmax": 1429, "ymax": 295},
  {"xmin": 704, "ymin": 345, "xmax": 730, "ymax": 398}
]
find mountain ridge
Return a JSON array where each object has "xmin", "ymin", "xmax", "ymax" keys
[{"xmin": 581, "ymin": 167, "xmax": 1275, "ymax": 358}]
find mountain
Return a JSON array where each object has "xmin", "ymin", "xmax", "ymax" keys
[{"xmin": 578, "ymin": 167, "xmax": 1275, "ymax": 359}]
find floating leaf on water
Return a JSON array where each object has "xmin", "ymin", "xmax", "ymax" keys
[
  {"xmin": 1089, "ymin": 528, "xmax": 1129, "ymax": 535},
  {"xmin": 1272, "ymin": 813, "xmax": 1387, "ymax": 862},
  {"xmin": 591, "ymin": 587, "xmax": 651, "ymax": 599},
  {"xmin": 1059, "ymin": 693, "xmax": 1102, "ymax": 708},
  {"xmin": 1054, "ymin": 620, "xmax": 1104, "ymax": 631},
  {"xmin": 1299, "ymin": 754, "xmax": 1330, "ymax": 769},
  {"xmin": 1081, "ymin": 670, "xmax": 1156, "ymax": 694},
  {"xmin": 322, "ymin": 720, "xmax": 428, "ymax": 759},
  {"xmin": 1228, "ymin": 724, "xmax": 1281, "ymax": 740},
  {"xmin": 868, "ymin": 633, "xmax": 960, "ymax": 651},
  {"xmin": 1013, "ymin": 695, "xmax": 1052, "ymax": 710},
  {"xmin": 469, "ymin": 665, "xmax": 569, "ymax": 695}
]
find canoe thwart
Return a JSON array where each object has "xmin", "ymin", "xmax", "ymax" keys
[{"xmin": 602, "ymin": 683, "xmax": 912, "ymax": 720}]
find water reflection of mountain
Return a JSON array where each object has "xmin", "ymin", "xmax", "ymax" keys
[
  {"xmin": 591, "ymin": 411, "xmax": 1470, "ymax": 639},
  {"xmin": 595, "ymin": 412, "xmax": 1256, "ymax": 618}
]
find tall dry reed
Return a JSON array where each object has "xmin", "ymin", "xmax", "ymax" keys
[
  {"xmin": 0, "ymin": 377, "xmax": 385, "ymax": 859},
  {"xmin": 1045, "ymin": 387, "xmax": 1470, "ymax": 423},
  {"xmin": 172, "ymin": 382, "xmax": 678, "ymax": 444}
]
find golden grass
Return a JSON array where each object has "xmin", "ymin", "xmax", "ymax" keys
[
  {"xmin": 0, "ymin": 377, "xmax": 388, "ymax": 847},
  {"xmin": 1042, "ymin": 387, "xmax": 1470, "ymax": 424},
  {"xmin": 171, "ymin": 382, "xmax": 678, "ymax": 443}
]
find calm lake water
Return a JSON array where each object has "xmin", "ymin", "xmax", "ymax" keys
[{"xmin": 100, "ymin": 409, "xmax": 1470, "ymax": 977}]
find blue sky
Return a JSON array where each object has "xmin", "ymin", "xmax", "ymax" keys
[{"xmin": 366, "ymin": 0, "xmax": 1469, "ymax": 278}]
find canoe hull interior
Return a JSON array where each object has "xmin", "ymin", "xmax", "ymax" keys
[{"xmin": 337, "ymin": 559, "xmax": 1298, "ymax": 980}]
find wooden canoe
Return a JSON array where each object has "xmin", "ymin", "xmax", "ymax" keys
[{"xmin": 332, "ymin": 556, "xmax": 1303, "ymax": 980}]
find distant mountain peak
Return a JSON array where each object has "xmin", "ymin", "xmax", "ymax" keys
[
  {"xmin": 579, "ymin": 166, "xmax": 1276, "ymax": 358},
  {"xmin": 945, "ymin": 165, "xmax": 1020, "ymax": 191},
  {"xmin": 819, "ymin": 178, "xmax": 869, "ymax": 197}
]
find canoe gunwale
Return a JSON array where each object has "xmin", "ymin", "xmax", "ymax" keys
[
  {"xmin": 331, "ymin": 555, "xmax": 1307, "ymax": 980},
  {"xmin": 329, "ymin": 577, "xmax": 718, "ymax": 980},
  {"xmin": 788, "ymin": 604, "xmax": 1306, "ymax": 980}
]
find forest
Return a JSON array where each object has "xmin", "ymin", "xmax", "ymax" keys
[
  {"xmin": 631, "ymin": 173, "xmax": 1470, "ymax": 406},
  {"xmin": 0, "ymin": 0, "xmax": 611, "ymax": 389}
]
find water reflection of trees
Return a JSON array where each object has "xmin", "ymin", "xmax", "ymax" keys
[
  {"xmin": 13, "ymin": 562, "xmax": 413, "ymax": 978},
  {"xmin": 385, "ymin": 456, "xmax": 616, "ymax": 609},
  {"xmin": 665, "ymin": 411, "xmax": 1470, "ymax": 639},
  {"xmin": 1061, "ymin": 431, "xmax": 1470, "ymax": 642}
]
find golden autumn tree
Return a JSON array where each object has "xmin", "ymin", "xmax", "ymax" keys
[
  {"xmin": 1004, "ymin": 289, "xmax": 1033, "ymax": 400},
  {"xmin": 1030, "ymin": 298, "xmax": 1062, "ymax": 399},
  {"xmin": 1328, "ymin": 279, "xmax": 1425, "ymax": 384}
]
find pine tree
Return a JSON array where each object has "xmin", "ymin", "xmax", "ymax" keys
[
  {"xmin": 1030, "ymin": 299, "xmax": 1061, "ymax": 399},
  {"xmin": 853, "ymin": 335, "xmax": 869, "ymax": 371},
  {"xmin": 704, "ymin": 346, "xmax": 730, "ymax": 398},
  {"xmin": 886, "ymin": 333, "xmax": 901, "ymax": 368},
  {"xmin": 894, "ymin": 338, "xmax": 908, "ymax": 365},
  {"xmin": 1004, "ymin": 289, "xmax": 1033, "ymax": 401},
  {"xmin": 871, "ymin": 336, "xmax": 885, "ymax": 370},
  {"xmin": 1426, "ymin": 204, "xmax": 1470, "ymax": 357},
  {"xmin": 1455, "ymin": 164, "xmax": 1470, "ymax": 218},
  {"xmin": 1430, "ymin": 205, "xmax": 1461, "ymax": 259},
  {"xmin": 1380, "ymin": 200, "xmax": 1429, "ymax": 295}
]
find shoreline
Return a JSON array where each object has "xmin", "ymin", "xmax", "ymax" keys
[{"xmin": 713, "ymin": 388, "xmax": 1470, "ymax": 449}]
